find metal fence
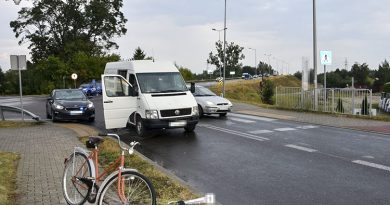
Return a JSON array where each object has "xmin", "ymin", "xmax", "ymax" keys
[{"xmin": 275, "ymin": 87, "xmax": 374, "ymax": 116}]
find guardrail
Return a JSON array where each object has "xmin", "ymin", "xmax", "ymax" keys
[
  {"xmin": 0, "ymin": 105, "xmax": 41, "ymax": 121},
  {"xmin": 275, "ymin": 87, "xmax": 374, "ymax": 116}
]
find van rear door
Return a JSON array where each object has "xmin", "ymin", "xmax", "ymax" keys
[{"xmin": 101, "ymin": 74, "xmax": 137, "ymax": 129}]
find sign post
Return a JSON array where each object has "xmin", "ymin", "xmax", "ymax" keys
[
  {"xmin": 320, "ymin": 50, "xmax": 332, "ymax": 111},
  {"xmin": 71, "ymin": 73, "xmax": 78, "ymax": 88},
  {"xmin": 10, "ymin": 55, "xmax": 27, "ymax": 121}
]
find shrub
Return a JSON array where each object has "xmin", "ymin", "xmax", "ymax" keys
[
  {"xmin": 260, "ymin": 79, "xmax": 274, "ymax": 104},
  {"xmin": 361, "ymin": 95, "xmax": 369, "ymax": 115},
  {"xmin": 336, "ymin": 98, "xmax": 344, "ymax": 113},
  {"xmin": 384, "ymin": 82, "xmax": 390, "ymax": 93}
]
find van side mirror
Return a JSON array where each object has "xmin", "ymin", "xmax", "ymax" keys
[{"xmin": 190, "ymin": 82, "xmax": 195, "ymax": 93}]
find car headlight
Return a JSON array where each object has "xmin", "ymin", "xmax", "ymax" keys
[
  {"xmin": 206, "ymin": 101, "xmax": 215, "ymax": 106},
  {"xmin": 192, "ymin": 106, "xmax": 199, "ymax": 116},
  {"xmin": 145, "ymin": 110, "xmax": 159, "ymax": 119},
  {"xmin": 92, "ymin": 88, "xmax": 96, "ymax": 91},
  {"xmin": 87, "ymin": 102, "xmax": 94, "ymax": 108},
  {"xmin": 54, "ymin": 103, "xmax": 64, "ymax": 110}
]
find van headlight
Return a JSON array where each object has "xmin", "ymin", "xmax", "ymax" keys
[
  {"xmin": 192, "ymin": 106, "xmax": 199, "ymax": 116},
  {"xmin": 146, "ymin": 110, "xmax": 159, "ymax": 119}
]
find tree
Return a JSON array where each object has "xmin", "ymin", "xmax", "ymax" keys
[
  {"xmin": 207, "ymin": 41, "xmax": 245, "ymax": 77},
  {"xmin": 260, "ymin": 79, "xmax": 274, "ymax": 104},
  {"xmin": 132, "ymin": 47, "xmax": 146, "ymax": 60},
  {"xmin": 10, "ymin": 0, "xmax": 127, "ymax": 63},
  {"xmin": 351, "ymin": 63, "xmax": 370, "ymax": 86},
  {"xmin": 175, "ymin": 63, "xmax": 195, "ymax": 81},
  {"xmin": 0, "ymin": 67, "xmax": 4, "ymax": 95}
]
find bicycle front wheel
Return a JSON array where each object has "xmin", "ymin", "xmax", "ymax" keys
[
  {"xmin": 63, "ymin": 151, "xmax": 92, "ymax": 205},
  {"xmin": 98, "ymin": 171, "xmax": 156, "ymax": 205}
]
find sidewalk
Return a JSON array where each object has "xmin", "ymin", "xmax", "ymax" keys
[
  {"xmin": 233, "ymin": 102, "xmax": 390, "ymax": 135},
  {"xmin": 0, "ymin": 123, "xmax": 96, "ymax": 205}
]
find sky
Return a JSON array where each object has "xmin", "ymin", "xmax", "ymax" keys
[{"xmin": 0, "ymin": 0, "xmax": 390, "ymax": 75}]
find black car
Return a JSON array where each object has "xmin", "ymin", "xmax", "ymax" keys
[{"xmin": 46, "ymin": 89, "xmax": 95, "ymax": 122}]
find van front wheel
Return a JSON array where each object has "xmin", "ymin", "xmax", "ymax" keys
[
  {"xmin": 184, "ymin": 124, "xmax": 196, "ymax": 132},
  {"xmin": 136, "ymin": 116, "xmax": 145, "ymax": 137}
]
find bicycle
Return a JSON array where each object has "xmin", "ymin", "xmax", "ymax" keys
[{"xmin": 62, "ymin": 133, "xmax": 156, "ymax": 205}]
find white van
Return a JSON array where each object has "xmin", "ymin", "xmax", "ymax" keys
[{"xmin": 101, "ymin": 60, "xmax": 199, "ymax": 137}]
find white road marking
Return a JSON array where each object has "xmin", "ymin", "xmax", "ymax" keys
[
  {"xmin": 274, "ymin": 128, "xmax": 297, "ymax": 132},
  {"xmin": 297, "ymin": 125, "xmax": 319, "ymax": 129},
  {"xmin": 248, "ymin": 130, "xmax": 274, "ymax": 134},
  {"xmin": 228, "ymin": 113, "xmax": 276, "ymax": 122},
  {"xmin": 229, "ymin": 117, "xmax": 256, "ymax": 123},
  {"xmin": 199, "ymin": 124, "xmax": 270, "ymax": 141},
  {"xmin": 352, "ymin": 160, "xmax": 390, "ymax": 172},
  {"xmin": 285, "ymin": 144, "xmax": 317, "ymax": 153}
]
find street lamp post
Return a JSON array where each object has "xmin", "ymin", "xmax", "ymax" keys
[
  {"xmin": 248, "ymin": 47, "xmax": 257, "ymax": 75},
  {"xmin": 212, "ymin": 28, "xmax": 224, "ymax": 42},
  {"xmin": 212, "ymin": 28, "xmax": 225, "ymax": 79},
  {"xmin": 222, "ymin": 0, "xmax": 227, "ymax": 97},
  {"xmin": 313, "ymin": 0, "xmax": 318, "ymax": 110}
]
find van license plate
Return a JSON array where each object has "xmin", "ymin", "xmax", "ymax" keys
[
  {"xmin": 70, "ymin": 111, "xmax": 83, "ymax": 115},
  {"xmin": 169, "ymin": 121, "xmax": 187, "ymax": 127}
]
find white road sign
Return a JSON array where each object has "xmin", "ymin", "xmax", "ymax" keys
[
  {"xmin": 71, "ymin": 73, "xmax": 78, "ymax": 80},
  {"xmin": 320, "ymin": 51, "xmax": 332, "ymax": 66},
  {"xmin": 10, "ymin": 55, "xmax": 27, "ymax": 70}
]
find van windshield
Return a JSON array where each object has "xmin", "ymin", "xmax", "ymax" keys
[{"xmin": 136, "ymin": 72, "xmax": 188, "ymax": 93}]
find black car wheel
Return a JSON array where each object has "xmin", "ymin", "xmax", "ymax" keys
[
  {"xmin": 135, "ymin": 116, "xmax": 145, "ymax": 137},
  {"xmin": 184, "ymin": 124, "xmax": 196, "ymax": 132},
  {"xmin": 198, "ymin": 105, "xmax": 204, "ymax": 117},
  {"xmin": 46, "ymin": 109, "xmax": 52, "ymax": 119},
  {"xmin": 88, "ymin": 117, "xmax": 95, "ymax": 122},
  {"xmin": 51, "ymin": 110, "xmax": 58, "ymax": 122}
]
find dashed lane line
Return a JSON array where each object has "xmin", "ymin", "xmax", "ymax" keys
[
  {"xmin": 248, "ymin": 130, "xmax": 274, "ymax": 134},
  {"xmin": 352, "ymin": 160, "xmax": 390, "ymax": 172},
  {"xmin": 285, "ymin": 144, "xmax": 317, "ymax": 153},
  {"xmin": 229, "ymin": 117, "xmax": 256, "ymax": 123},
  {"xmin": 274, "ymin": 128, "xmax": 297, "ymax": 132},
  {"xmin": 199, "ymin": 124, "xmax": 270, "ymax": 142}
]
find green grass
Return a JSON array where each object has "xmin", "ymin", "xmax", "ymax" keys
[
  {"xmin": 210, "ymin": 75, "xmax": 301, "ymax": 104},
  {"xmin": 0, "ymin": 121, "xmax": 43, "ymax": 128},
  {"xmin": 79, "ymin": 137, "xmax": 198, "ymax": 204},
  {"xmin": 0, "ymin": 152, "xmax": 20, "ymax": 205}
]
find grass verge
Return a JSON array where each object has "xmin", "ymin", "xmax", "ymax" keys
[
  {"xmin": 0, "ymin": 121, "xmax": 43, "ymax": 128},
  {"xmin": 0, "ymin": 152, "xmax": 20, "ymax": 205},
  {"xmin": 79, "ymin": 137, "xmax": 198, "ymax": 204}
]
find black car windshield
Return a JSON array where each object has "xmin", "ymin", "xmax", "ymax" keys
[
  {"xmin": 194, "ymin": 87, "xmax": 216, "ymax": 96},
  {"xmin": 136, "ymin": 72, "xmax": 188, "ymax": 93},
  {"xmin": 54, "ymin": 90, "xmax": 86, "ymax": 100}
]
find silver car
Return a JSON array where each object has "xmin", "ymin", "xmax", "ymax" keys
[{"xmin": 192, "ymin": 85, "xmax": 233, "ymax": 117}]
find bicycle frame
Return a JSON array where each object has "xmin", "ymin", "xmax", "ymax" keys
[{"xmin": 71, "ymin": 145, "xmax": 135, "ymax": 204}]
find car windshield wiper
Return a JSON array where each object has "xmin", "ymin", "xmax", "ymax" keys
[{"xmin": 158, "ymin": 90, "xmax": 186, "ymax": 93}]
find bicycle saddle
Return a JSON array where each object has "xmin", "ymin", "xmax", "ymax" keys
[{"xmin": 86, "ymin": 136, "xmax": 104, "ymax": 148}]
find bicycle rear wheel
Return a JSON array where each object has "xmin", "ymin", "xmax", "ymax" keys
[
  {"xmin": 63, "ymin": 151, "xmax": 92, "ymax": 205},
  {"xmin": 98, "ymin": 171, "xmax": 156, "ymax": 205}
]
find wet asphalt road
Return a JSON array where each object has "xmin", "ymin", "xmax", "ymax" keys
[{"xmin": 2, "ymin": 95, "xmax": 390, "ymax": 204}]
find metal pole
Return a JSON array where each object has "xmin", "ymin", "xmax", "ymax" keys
[
  {"xmin": 313, "ymin": 0, "xmax": 318, "ymax": 111},
  {"xmin": 222, "ymin": 0, "xmax": 227, "ymax": 97},
  {"xmin": 17, "ymin": 56, "xmax": 24, "ymax": 121},
  {"xmin": 324, "ymin": 65, "xmax": 327, "ymax": 111}
]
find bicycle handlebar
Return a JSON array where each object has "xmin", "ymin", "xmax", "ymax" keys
[{"xmin": 100, "ymin": 133, "xmax": 139, "ymax": 154}]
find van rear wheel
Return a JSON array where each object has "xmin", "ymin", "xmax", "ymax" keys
[{"xmin": 136, "ymin": 116, "xmax": 145, "ymax": 137}]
